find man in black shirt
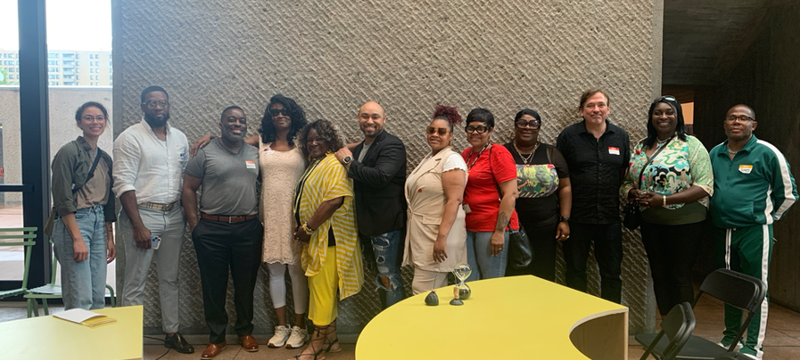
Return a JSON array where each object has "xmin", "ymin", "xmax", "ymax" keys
[{"xmin": 556, "ymin": 89, "xmax": 630, "ymax": 304}]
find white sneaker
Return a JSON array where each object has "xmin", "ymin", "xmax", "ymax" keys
[
  {"xmin": 716, "ymin": 341, "xmax": 744, "ymax": 352},
  {"xmin": 267, "ymin": 325, "xmax": 291, "ymax": 348},
  {"xmin": 285, "ymin": 326, "xmax": 309, "ymax": 349}
]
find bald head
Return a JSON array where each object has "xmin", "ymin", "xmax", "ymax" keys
[{"xmin": 357, "ymin": 101, "xmax": 386, "ymax": 141}]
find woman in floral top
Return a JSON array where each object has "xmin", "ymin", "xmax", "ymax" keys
[{"xmin": 620, "ymin": 96, "xmax": 713, "ymax": 316}]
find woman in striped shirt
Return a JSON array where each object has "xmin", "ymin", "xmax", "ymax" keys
[{"xmin": 291, "ymin": 119, "xmax": 363, "ymax": 360}]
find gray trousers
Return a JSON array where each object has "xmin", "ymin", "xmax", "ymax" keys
[{"xmin": 120, "ymin": 206, "xmax": 185, "ymax": 333}]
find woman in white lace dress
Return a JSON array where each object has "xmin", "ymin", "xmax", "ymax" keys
[
  {"xmin": 257, "ymin": 95, "xmax": 309, "ymax": 349},
  {"xmin": 190, "ymin": 94, "xmax": 310, "ymax": 349}
]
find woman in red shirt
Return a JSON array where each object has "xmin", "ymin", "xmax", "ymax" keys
[{"xmin": 461, "ymin": 108, "xmax": 519, "ymax": 281}]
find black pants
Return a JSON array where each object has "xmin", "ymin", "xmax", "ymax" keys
[
  {"xmin": 506, "ymin": 213, "xmax": 559, "ymax": 282},
  {"xmin": 562, "ymin": 222, "xmax": 623, "ymax": 303},
  {"xmin": 192, "ymin": 218, "xmax": 263, "ymax": 344},
  {"xmin": 641, "ymin": 220, "xmax": 703, "ymax": 316}
]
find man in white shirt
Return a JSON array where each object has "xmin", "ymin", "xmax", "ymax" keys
[{"xmin": 113, "ymin": 86, "xmax": 193, "ymax": 354}]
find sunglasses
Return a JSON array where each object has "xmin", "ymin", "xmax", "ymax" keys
[
  {"xmin": 268, "ymin": 108, "xmax": 289, "ymax": 117},
  {"xmin": 426, "ymin": 127, "xmax": 449, "ymax": 136}
]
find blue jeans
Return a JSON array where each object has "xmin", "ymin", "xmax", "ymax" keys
[
  {"xmin": 465, "ymin": 230, "xmax": 509, "ymax": 282},
  {"xmin": 360, "ymin": 229, "xmax": 406, "ymax": 308},
  {"xmin": 52, "ymin": 205, "xmax": 107, "ymax": 310}
]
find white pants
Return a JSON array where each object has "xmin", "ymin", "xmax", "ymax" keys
[{"xmin": 266, "ymin": 262, "xmax": 309, "ymax": 314}]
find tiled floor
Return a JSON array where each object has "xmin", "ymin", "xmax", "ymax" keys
[{"xmin": 2, "ymin": 296, "xmax": 799, "ymax": 359}]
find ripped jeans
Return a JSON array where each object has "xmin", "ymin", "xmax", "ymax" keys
[{"xmin": 360, "ymin": 229, "xmax": 406, "ymax": 309}]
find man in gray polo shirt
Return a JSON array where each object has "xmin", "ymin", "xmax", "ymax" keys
[{"xmin": 182, "ymin": 106, "xmax": 262, "ymax": 359}]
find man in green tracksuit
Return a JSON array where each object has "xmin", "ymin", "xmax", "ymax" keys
[{"xmin": 709, "ymin": 104, "xmax": 797, "ymax": 360}]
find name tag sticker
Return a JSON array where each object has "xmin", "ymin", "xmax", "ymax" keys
[
  {"xmin": 608, "ymin": 147, "xmax": 620, "ymax": 155},
  {"xmin": 245, "ymin": 160, "xmax": 256, "ymax": 169},
  {"xmin": 263, "ymin": 148, "xmax": 275, "ymax": 155},
  {"xmin": 739, "ymin": 164, "xmax": 753, "ymax": 174}
]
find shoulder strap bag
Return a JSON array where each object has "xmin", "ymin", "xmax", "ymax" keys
[
  {"xmin": 44, "ymin": 149, "xmax": 102, "ymax": 237},
  {"xmin": 623, "ymin": 137, "xmax": 673, "ymax": 230}
]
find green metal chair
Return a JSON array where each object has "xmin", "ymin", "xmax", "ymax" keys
[
  {"xmin": 25, "ymin": 238, "xmax": 116, "ymax": 317},
  {"xmin": 0, "ymin": 227, "xmax": 37, "ymax": 303}
]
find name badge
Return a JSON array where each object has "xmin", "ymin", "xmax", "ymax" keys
[
  {"xmin": 739, "ymin": 164, "xmax": 753, "ymax": 174},
  {"xmin": 263, "ymin": 148, "xmax": 275, "ymax": 155},
  {"xmin": 608, "ymin": 147, "xmax": 620, "ymax": 155},
  {"xmin": 246, "ymin": 160, "xmax": 256, "ymax": 169}
]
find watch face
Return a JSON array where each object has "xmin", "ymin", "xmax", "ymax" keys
[{"xmin": 344, "ymin": 156, "xmax": 352, "ymax": 163}]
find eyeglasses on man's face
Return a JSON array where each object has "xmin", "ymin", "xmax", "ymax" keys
[
  {"xmin": 142, "ymin": 100, "xmax": 168, "ymax": 109},
  {"xmin": 724, "ymin": 115, "xmax": 754, "ymax": 123}
]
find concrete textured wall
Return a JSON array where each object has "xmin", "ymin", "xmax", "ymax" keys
[
  {"xmin": 0, "ymin": 86, "xmax": 113, "ymax": 204},
  {"xmin": 113, "ymin": 0, "xmax": 663, "ymax": 335},
  {"xmin": 692, "ymin": 4, "xmax": 800, "ymax": 311}
]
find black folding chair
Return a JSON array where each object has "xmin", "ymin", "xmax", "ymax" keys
[
  {"xmin": 639, "ymin": 302, "xmax": 696, "ymax": 360},
  {"xmin": 636, "ymin": 269, "xmax": 767, "ymax": 360}
]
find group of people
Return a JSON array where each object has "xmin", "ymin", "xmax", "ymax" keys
[{"xmin": 48, "ymin": 86, "xmax": 795, "ymax": 360}]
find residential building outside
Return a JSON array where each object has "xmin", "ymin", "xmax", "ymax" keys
[{"xmin": 0, "ymin": 49, "xmax": 112, "ymax": 86}]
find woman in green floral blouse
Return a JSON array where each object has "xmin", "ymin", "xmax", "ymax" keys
[{"xmin": 620, "ymin": 96, "xmax": 713, "ymax": 316}]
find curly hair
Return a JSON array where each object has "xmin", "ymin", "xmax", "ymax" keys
[
  {"xmin": 432, "ymin": 105, "xmax": 462, "ymax": 131},
  {"xmin": 259, "ymin": 94, "xmax": 307, "ymax": 146},
  {"xmin": 296, "ymin": 119, "xmax": 345, "ymax": 159}
]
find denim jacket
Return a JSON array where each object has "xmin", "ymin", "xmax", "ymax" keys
[{"xmin": 51, "ymin": 136, "xmax": 116, "ymax": 222}]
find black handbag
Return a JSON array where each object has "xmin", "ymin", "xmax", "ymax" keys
[
  {"xmin": 508, "ymin": 227, "xmax": 533, "ymax": 269},
  {"xmin": 623, "ymin": 137, "xmax": 673, "ymax": 230}
]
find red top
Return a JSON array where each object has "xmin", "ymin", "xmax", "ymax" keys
[{"xmin": 461, "ymin": 143, "xmax": 520, "ymax": 232}]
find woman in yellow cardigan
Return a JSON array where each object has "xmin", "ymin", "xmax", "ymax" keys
[{"xmin": 291, "ymin": 119, "xmax": 363, "ymax": 360}]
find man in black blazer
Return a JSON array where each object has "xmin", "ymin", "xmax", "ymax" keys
[{"xmin": 334, "ymin": 101, "xmax": 407, "ymax": 308}]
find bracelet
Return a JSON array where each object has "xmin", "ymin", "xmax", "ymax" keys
[
  {"xmin": 301, "ymin": 222, "xmax": 315, "ymax": 235},
  {"xmin": 663, "ymin": 195, "xmax": 667, "ymax": 207}
]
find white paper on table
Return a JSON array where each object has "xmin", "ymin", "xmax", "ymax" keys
[{"xmin": 53, "ymin": 308, "xmax": 106, "ymax": 324}]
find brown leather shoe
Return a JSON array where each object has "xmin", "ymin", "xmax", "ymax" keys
[
  {"xmin": 239, "ymin": 335, "xmax": 259, "ymax": 352},
  {"xmin": 200, "ymin": 342, "xmax": 226, "ymax": 359}
]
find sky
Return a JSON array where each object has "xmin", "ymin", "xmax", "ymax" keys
[{"xmin": 0, "ymin": 0, "xmax": 112, "ymax": 51}]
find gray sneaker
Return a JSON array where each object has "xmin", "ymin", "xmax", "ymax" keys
[
  {"xmin": 268, "ymin": 325, "xmax": 291, "ymax": 348},
  {"xmin": 285, "ymin": 326, "xmax": 309, "ymax": 349}
]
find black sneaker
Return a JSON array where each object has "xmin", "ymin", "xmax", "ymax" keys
[{"xmin": 165, "ymin": 332, "xmax": 195, "ymax": 354}]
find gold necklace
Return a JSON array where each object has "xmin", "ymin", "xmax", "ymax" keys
[{"xmin": 514, "ymin": 141, "xmax": 539, "ymax": 165}]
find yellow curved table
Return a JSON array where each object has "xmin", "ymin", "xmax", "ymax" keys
[
  {"xmin": 0, "ymin": 305, "xmax": 143, "ymax": 360},
  {"xmin": 356, "ymin": 276, "xmax": 628, "ymax": 360}
]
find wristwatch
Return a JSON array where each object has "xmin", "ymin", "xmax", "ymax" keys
[
  {"xmin": 342, "ymin": 155, "xmax": 353, "ymax": 165},
  {"xmin": 559, "ymin": 216, "xmax": 570, "ymax": 223}
]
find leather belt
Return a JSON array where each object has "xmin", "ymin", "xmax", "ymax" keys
[
  {"xmin": 200, "ymin": 213, "xmax": 257, "ymax": 224},
  {"xmin": 139, "ymin": 201, "xmax": 179, "ymax": 211}
]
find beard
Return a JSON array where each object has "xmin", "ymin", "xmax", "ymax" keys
[{"xmin": 144, "ymin": 112, "xmax": 170, "ymax": 128}]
